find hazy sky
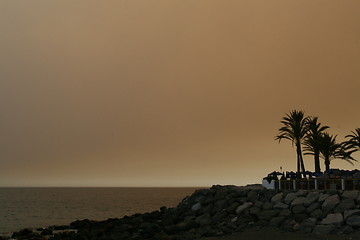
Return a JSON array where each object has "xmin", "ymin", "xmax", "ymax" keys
[{"xmin": 1, "ymin": 0, "xmax": 360, "ymax": 187}]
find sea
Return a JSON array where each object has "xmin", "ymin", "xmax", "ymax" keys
[{"xmin": 0, "ymin": 187, "xmax": 200, "ymax": 234}]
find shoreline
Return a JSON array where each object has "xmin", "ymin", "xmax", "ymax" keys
[{"xmin": 6, "ymin": 185, "xmax": 360, "ymax": 240}]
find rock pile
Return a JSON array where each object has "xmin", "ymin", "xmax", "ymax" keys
[{"xmin": 10, "ymin": 185, "xmax": 360, "ymax": 240}]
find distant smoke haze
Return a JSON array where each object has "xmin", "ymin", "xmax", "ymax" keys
[{"xmin": 1, "ymin": 0, "xmax": 360, "ymax": 186}]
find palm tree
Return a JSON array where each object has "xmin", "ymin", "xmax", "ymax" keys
[
  {"xmin": 345, "ymin": 128, "xmax": 360, "ymax": 153},
  {"xmin": 303, "ymin": 117, "xmax": 329, "ymax": 173},
  {"xmin": 318, "ymin": 132, "xmax": 356, "ymax": 171},
  {"xmin": 275, "ymin": 110, "xmax": 309, "ymax": 178}
]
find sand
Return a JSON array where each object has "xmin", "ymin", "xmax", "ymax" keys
[{"xmin": 205, "ymin": 227, "xmax": 360, "ymax": 240}]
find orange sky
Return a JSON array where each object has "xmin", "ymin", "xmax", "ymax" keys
[{"xmin": 1, "ymin": 0, "xmax": 360, "ymax": 187}]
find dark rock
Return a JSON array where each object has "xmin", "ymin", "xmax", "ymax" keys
[
  {"xmin": 273, "ymin": 202, "xmax": 289, "ymax": 209},
  {"xmin": 262, "ymin": 201, "xmax": 273, "ymax": 210},
  {"xmin": 318, "ymin": 193, "xmax": 330, "ymax": 203},
  {"xmin": 295, "ymin": 190, "xmax": 307, "ymax": 197},
  {"xmin": 226, "ymin": 202, "xmax": 239, "ymax": 213},
  {"xmin": 301, "ymin": 217, "xmax": 317, "ymax": 228},
  {"xmin": 306, "ymin": 202, "xmax": 320, "ymax": 214},
  {"xmin": 70, "ymin": 219, "xmax": 96, "ymax": 229},
  {"xmin": 248, "ymin": 206, "xmax": 261, "ymax": 216},
  {"xmin": 212, "ymin": 210, "xmax": 228, "ymax": 222},
  {"xmin": 322, "ymin": 195, "xmax": 340, "ymax": 214},
  {"xmin": 258, "ymin": 190, "xmax": 276, "ymax": 202},
  {"xmin": 342, "ymin": 191, "xmax": 359, "ymax": 200},
  {"xmin": 284, "ymin": 193, "xmax": 296, "ymax": 204},
  {"xmin": 292, "ymin": 205, "xmax": 306, "ymax": 214},
  {"xmin": 12, "ymin": 229, "xmax": 33, "ymax": 238},
  {"xmin": 271, "ymin": 193, "xmax": 283, "ymax": 203},
  {"xmin": 256, "ymin": 209, "xmax": 279, "ymax": 220},
  {"xmin": 346, "ymin": 215, "xmax": 360, "ymax": 227},
  {"xmin": 195, "ymin": 213, "xmax": 212, "ymax": 226},
  {"xmin": 236, "ymin": 202, "xmax": 253, "ymax": 214},
  {"xmin": 321, "ymin": 213, "xmax": 343, "ymax": 226},
  {"xmin": 53, "ymin": 225, "xmax": 70, "ymax": 230},
  {"xmin": 310, "ymin": 209, "xmax": 324, "ymax": 220},
  {"xmin": 344, "ymin": 209, "xmax": 360, "ymax": 220},
  {"xmin": 304, "ymin": 192, "xmax": 319, "ymax": 207},
  {"xmin": 176, "ymin": 217, "xmax": 198, "ymax": 231},
  {"xmin": 247, "ymin": 190, "xmax": 258, "ymax": 202},
  {"xmin": 212, "ymin": 199, "xmax": 227, "ymax": 213},
  {"xmin": 269, "ymin": 216, "xmax": 285, "ymax": 228},
  {"xmin": 293, "ymin": 213, "xmax": 308, "ymax": 223},
  {"xmin": 253, "ymin": 201, "xmax": 263, "ymax": 208},
  {"xmin": 280, "ymin": 219, "xmax": 296, "ymax": 231},
  {"xmin": 334, "ymin": 199, "xmax": 355, "ymax": 213},
  {"xmin": 291, "ymin": 197, "xmax": 306, "ymax": 207},
  {"xmin": 191, "ymin": 203, "xmax": 201, "ymax": 211},
  {"xmin": 41, "ymin": 228, "xmax": 53, "ymax": 236},
  {"xmin": 313, "ymin": 224, "xmax": 336, "ymax": 234},
  {"xmin": 340, "ymin": 225, "xmax": 354, "ymax": 234},
  {"xmin": 279, "ymin": 209, "xmax": 292, "ymax": 217}
]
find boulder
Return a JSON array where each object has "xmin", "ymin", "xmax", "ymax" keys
[
  {"xmin": 192, "ymin": 203, "xmax": 202, "ymax": 211},
  {"xmin": 279, "ymin": 209, "xmax": 292, "ymax": 217},
  {"xmin": 322, "ymin": 194, "xmax": 340, "ymax": 213},
  {"xmin": 256, "ymin": 210, "xmax": 279, "ymax": 220},
  {"xmin": 226, "ymin": 202, "xmax": 239, "ymax": 213},
  {"xmin": 236, "ymin": 202, "xmax": 253, "ymax": 215},
  {"xmin": 269, "ymin": 217, "xmax": 285, "ymax": 228},
  {"xmin": 313, "ymin": 225, "xmax": 336, "ymax": 234},
  {"xmin": 293, "ymin": 213, "xmax": 309, "ymax": 223},
  {"xmin": 295, "ymin": 190, "xmax": 307, "ymax": 197},
  {"xmin": 306, "ymin": 202, "xmax": 320, "ymax": 214},
  {"xmin": 248, "ymin": 207, "xmax": 261, "ymax": 216},
  {"xmin": 284, "ymin": 193, "xmax": 296, "ymax": 204},
  {"xmin": 176, "ymin": 218, "xmax": 198, "ymax": 231},
  {"xmin": 346, "ymin": 215, "xmax": 360, "ymax": 227},
  {"xmin": 310, "ymin": 209, "xmax": 324, "ymax": 220},
  {"xmin": 334, "ymin": 199, "xmax": 355, "ymax": 213},
  {"xmin": 247, "ymin": 190, "xmax": 258, "ymax": 202},
  {"xmin": 339, "ymin": 225, "xmax": 354, "ymax": 234},
  {"xmin": 297, "ymin": 218, "xmax": 317, "ymax": 233},
  {"xmin": 292, "ymin": 205, "xmax": 306, "ymax": 214},
  {"xmin": 273, "ymin": 202, "xmax": 289, "ymax": 209},
  {"xmin": 271, "ymin": 193, "xmax": 283, "ymax": 203},
  {"xmin": 262, "ymin": 201, "xmax": 273, "ymax": 210},
  {"xmin": 195, "ymin": 213, "xmax": 212, "ymax": 226},
  {"xmin": 12, "ymin": 229, "xmax": 34, "ymax": 238},
  {"xmin": 301, "ymin": 217, "xmax": 317, "ymax": 228},
  {"xmin": 291, "ymin": 197, "xmax": 306, "ymax": 207},
  {"xmin": 321, "ymin": 213, "xmax": 343, "ymax": 226},
  {"xmin": 253, "ymin": 201, "xmax": 263, "ymax": 208},
  {"xmin": 280, "ymin": 219, "xmax": 296, "ymax": 231},
  {"xmin": 304, "ymin": 192, "xmax": 319, "ymax": 207},
  {"xmin": 318, "ymin": 193, "xmax": 330, "ymax": 203},
  {"xmin": 342, "ymin": 191, "xmax": 359, "ymax": 200},
  {"xmin": 344, "ymin": 209, "xmax": 360, "ymax": 220}
]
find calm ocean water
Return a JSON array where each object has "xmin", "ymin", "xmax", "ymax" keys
[{"xmin": 0, "ymin": 187, "xmax": 200, "ymax": 234}]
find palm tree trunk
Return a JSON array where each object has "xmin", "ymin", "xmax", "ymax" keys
[
  {"xmin": 325, "ymin": 157, "xmax": 330, "ymax": 172},
  {"xmin": 297, "ymin": 153, "xmax": 301, "ymax": 179},
  {"xmin": 297, "ymin": 143, "xmax": 306, "ymax": 178},
  {"xmin": 314, "ymin": 150, "xmax": 321, "ymax": 173}
]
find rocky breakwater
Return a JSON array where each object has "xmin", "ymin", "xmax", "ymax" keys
[{"xmin": 8, "ymin": 185, "xmax": 360, "ymax": 240}]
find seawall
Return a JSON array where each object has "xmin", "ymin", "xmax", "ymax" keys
[{"xmin": 8, "ymin": 185, "xmax": 360, "ymax": 240}]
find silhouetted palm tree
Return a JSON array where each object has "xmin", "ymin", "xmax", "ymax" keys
[
  {"xmin": 275, "ymin": 110, "xmax": 309, "ymax": 178},
  {"xmin": 345, "ymin": 128, "xmax": 360, "ymax": 153},
  {"xmin": 303, "ymin": 117, "xmax": 329, "ymax": 173},
  {"xmin": 318, "ymin": 132, "xmax": 356, "ymax": 171}
]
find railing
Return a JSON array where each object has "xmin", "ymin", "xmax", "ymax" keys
[{"xmin": 274, "ymin": 179, "xmax": 360, "ymax": 191}]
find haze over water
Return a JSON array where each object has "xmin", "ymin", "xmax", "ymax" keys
[{"xmin": 0, "ymin": 1, "xmax": 360, "ymax": 187}]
